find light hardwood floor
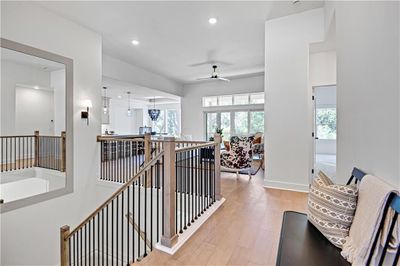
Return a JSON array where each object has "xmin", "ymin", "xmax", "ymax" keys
[{"xmin": 138, "ymin": 170, "xmax": 308, "ymax": 266}]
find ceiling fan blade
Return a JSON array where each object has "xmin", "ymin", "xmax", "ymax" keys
[
  {"xmin": 189, "ymin": 60, "xmax": 233, "ymax": 67},
  {"xmin": 189, "ymin": 61, "xmax": 214, "ymax": 67},
  {"xmin": 217, "ymin": 77, "xmax": 231, "ymax": 82},
  {"xmin": 196, "ymin": 77, "xmax": 212, "ymax": 81}
]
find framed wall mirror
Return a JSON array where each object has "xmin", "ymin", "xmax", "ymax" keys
[{"xmin": 0, "ymin": 38, "xmax": 73, "ymax": 213}]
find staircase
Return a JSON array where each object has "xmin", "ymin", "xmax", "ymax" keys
[{"xmin": 60, "ymin": 134, "xmax": 222, "ymax": 265}]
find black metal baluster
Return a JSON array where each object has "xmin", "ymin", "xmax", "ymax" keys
[
  {"xmin": 111, "ymin": 200, "xmax": 114, "ymax": 266},
  {"xmin": 150, "ymin": 164, "xmax": 153, "ymax": 250},
  {"xmin": 121, "ymin": 191, "xmax": 124, "ymax": 266},
  {"xmin": 132, "ymin": 181, "xmax": 139, "ymax": 262},
  {"xmin": 162, "ymin": 155, "xmax": 165, "ymax": 235},
  {"xmin": 179, "ymin": 152, "xmax": 183, "ymax": 233},
  {"xmin": 92, "ymin": 218, "xmax": 95, "ymax": 265},
  {"xmin": 175, "ymin": 153, "xmax": 178, "ymax": 233},
  {"xmin": 116, "ymin": 196, "xmax": 119, "ymax": 264},
  {"xmin": 137, "ymin": 178, "xmax": 141, "ymax": 259},
  {"xmin": 144, "ymin": 170, "xmax": 147, "ymax": 257},
  {"xmin": 191, "ymin": 149, "xmax": 194, "ymax": 223},
  {"xmin": 194, "ymin": 148, "xmax": 197, "ymax": 219},
  {"xmin": 183, "ymin": 150, "xmax": 187, "ymax": 230},
  {"xmin": 88, "ymin": 220, "xmax": 91, "ymax": 266},
  {"xmin": 97, "ymin": 214, "xmax": 100, "ymax": 265},
  {"xmin": 80, "ymin": 228, "xmax": 83, "ymax": 266},
  {"xmin": 127, "ymin": 186, "xmax": 130, "ymax": 265}
]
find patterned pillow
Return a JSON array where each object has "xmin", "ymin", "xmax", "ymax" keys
[{"xmin": 308, "ymin": 171, "xmax": 358, "ymax": 248}]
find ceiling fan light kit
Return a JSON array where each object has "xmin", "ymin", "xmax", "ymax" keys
[{"xmin": 196, "ymin": 65, "xmax": 230, "ymax": 82}]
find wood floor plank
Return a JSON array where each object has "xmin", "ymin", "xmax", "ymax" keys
[{"xmin": 138, "ymin": 170, "xmax": 308, "ymax": 265}]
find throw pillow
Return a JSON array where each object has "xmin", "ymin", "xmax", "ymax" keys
[{"xmin": 308, "ymin": 171, "xmax": 358, "ymax": 248}]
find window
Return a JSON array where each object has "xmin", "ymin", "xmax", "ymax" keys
[
  {"xmin": 166, "ymin": 110, "xmax": 179, "ymax": 135},
  {"xmin": 220, "ymin": 112, "xmax": 231, "ymax": 140},
  {"xmin": 205, "ymin": 110, "xmax": 264, "ymax": 140},
  {"xmin": 203, "ymin": 96, "xmax": 218, "ymax": 107},
  {"xmin": 206, "ymin": 112, "xmax": 217, "ymax": 140},
  {"xmin": 234, "ymin": 111, "xmax": 249, "ymax": 135},
  {"xmin": 250, "ymin": 93, "xmax": 265, "ymax": 104},
  {"xmin": 218, "ymin": 95, "xmax": 232, "ymax": 106},
  {"xmin": 202, "ymin": 92, "xmax": 264, "ymax": 107},
  {"xmin": 153, "ymin": 110, "xmax": 165, "ymax": 133},
  {"xmin": 150, "ymin": 109, "xmax": 180, "ymax": 136},
  {"xmin": 250, "ymin": 111, "xmax": 264, "ymax": 133},
  {"xmin": 316, "ymin": 108, "xmax": 336, "ymax": 139},
  {"xmin": 233, "ymin": 94, "xmax": 249, "ymax": 105}
]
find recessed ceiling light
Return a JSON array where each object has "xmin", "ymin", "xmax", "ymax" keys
[
  {"xmin": 131, "ymin": 40, "xmax": 139, "ymax": 46},
  {"xmin": 117, "ymin": 95, "xmax": 122, "ymax": 99},
  {"xmin": 33, "ymin": 86, "xmax": 39, "ymax": 90},
  {"xmin": 208, "ymin": 18, "xmax": 217, "ymax": 24}
]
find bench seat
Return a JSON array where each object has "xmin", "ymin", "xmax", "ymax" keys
[{"xmin": 276, "ymin": 211, "xmax": 350, "ymax": 266}]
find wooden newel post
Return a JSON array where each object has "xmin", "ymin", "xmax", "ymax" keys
[
  {"xmin": 34, "ymin": 130, "xmax": 39, "ymax": 167},
  {"xmin": 144, "ymin": 133, "xmax": 151, "ymax": 163},
  {"xmin": 60, "ymin": 225, "xmax": 70, "ymax": 266},
  {"xmin": 61, "ymin": 131, "xmax": 66, "ymax": 172},
  {"xmin": 214, "ymin": 133, "xmax": 222, "ymax": 201},
  {"xmin": 144, "ymin": 133, "xmax": 152, "ymax": 187},
  {"xmin": 161, "ymin": 136, "xmax": 178, "ymax": 248}
]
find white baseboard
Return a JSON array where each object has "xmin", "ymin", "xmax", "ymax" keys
[
  {"xmin": 264, "ymin": 179, "xmax": 309, "ymax": 193},
  {"xmin": 155, "ymin": 198, "xmax": 226, "ymax": 255}
]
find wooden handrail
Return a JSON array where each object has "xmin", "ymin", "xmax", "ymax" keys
[
  {"xmin": 0, "ymin": 135, "xmax": 35, "ymax": 138},
  {"xmin": 96, "ymin": 135, "xmax": 144, "ymax": 141},
  {"xmin": 65, "ymin": 151, "xmax": 164, "ymax": 239},
  {"xmin": 150, "ymin": 139, "xmax": 208, "ymax": 144},
  {"xmin": 175, "ymin": 142, "xmax": 216, "ymax": 153},
  {"xmin": 97, "ymin": 137, "xmax": 145, "ymax": 142}
]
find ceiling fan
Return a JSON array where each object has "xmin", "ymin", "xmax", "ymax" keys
[{"xmin": 196, "ymin": 65, "xmax": 230, "ymax": 82}]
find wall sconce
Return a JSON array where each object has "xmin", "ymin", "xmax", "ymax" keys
[{"xmin": 81, "ymin": 99, "xmax": 93, "ymax": 126}]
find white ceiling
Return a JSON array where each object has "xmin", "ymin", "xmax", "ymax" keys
[
  {"xmin": 1, "ymin": 47, "xmax": 64, "ymax": 71},
  {"xmin": 39, "ymin": 1, "xmax": 324, "ymax": 84},
  {"xmin": 103, "ymin": 76, "xmax": 180, "ymax": 104}
]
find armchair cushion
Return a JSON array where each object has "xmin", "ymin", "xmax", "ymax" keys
[{"xmin": 221, "ymin": 136, "xmax": 254, "ymax": 170}]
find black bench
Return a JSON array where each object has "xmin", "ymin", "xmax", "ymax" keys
[{"xmin": 276, "ymin": 167, "xmax": 400, "ymax": 266}]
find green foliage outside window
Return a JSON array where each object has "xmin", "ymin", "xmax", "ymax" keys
[{"xmin": 316, "ymin": 108, "xmax": 336, "ymax": 139}]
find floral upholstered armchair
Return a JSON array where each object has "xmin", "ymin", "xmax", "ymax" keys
[{"xmin": 221, "ymin": 135, "xmax": 254, "ymax": 178}]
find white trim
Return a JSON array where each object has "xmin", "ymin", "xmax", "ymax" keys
[
  {"xmin": 264, "ymin": 179, "xmax": 309, "ymax": 193},
  {"xmin": 155, "ymin": 198, "xmax": 226, "ymax": 255}
]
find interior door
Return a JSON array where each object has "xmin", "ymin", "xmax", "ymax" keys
[{"xmin": 313, "ymin": 85, "xmax": 337, "ymax": 179}]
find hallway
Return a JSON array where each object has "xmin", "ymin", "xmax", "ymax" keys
[{"xmin": 139, "ymin": 171, "xmax": 308, "ymax": 265}]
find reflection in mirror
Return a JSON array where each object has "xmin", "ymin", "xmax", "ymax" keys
[{"xmin": 0, "ymin": 47, "xmax": 66, "ymax": 204}]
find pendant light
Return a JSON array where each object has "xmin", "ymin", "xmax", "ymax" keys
[
  {"xmin": 148, "ymin": 97, "xmax": 161, "ymax": 121},
  {"xmin": 127, "ymin": 91, "xmax": 132, "ymax": 117},
  {"xmin": 102, "ymin": 86, "xmax": 109, "ymax": 114}
]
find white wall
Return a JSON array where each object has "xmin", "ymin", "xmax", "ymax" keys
[
  {"xmin": 51, "ymin": 69, "xmax": 66, "ymax": 135},
  {"xmin": 1, "ymin": 60, "xmax": 51, "ymax": 135},
  {"xmin": 15, "ymin": 86, "xmax": 54, "ymax": 135},
  {"xmin": 1, "ymin": 2, "xmax": 102, "ymax": 265},
  {"xmin": 102, "ymin": 99, "xmax": 149, "ymax": 135},
  {"xmin": 182, "ymin": 74, "xmax": 264, "ymax": 140},
  {"xmin": 310, "ymin": 52, "xmax": 337, "ymax": 155},
  {"xmin": 103, "ymin": 54, "xmax": 183, "ymax": 97},
  {"xmin": 264, "ymin": 8, "xmax": 324, "ymax": 191},
  {"xmin": 309, "ymin": 51, "xmax": 336, "ymax": 87},
  {"xmin": 327, "ymin": 1, "xmax": 400, "ymax": 187}
]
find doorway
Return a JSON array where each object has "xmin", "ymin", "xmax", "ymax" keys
[{"xmin": 313, "ymin": 85, "xmax": 337, "ymax": 179}]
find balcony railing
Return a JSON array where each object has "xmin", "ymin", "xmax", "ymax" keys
[{"xmin": 0, "ymin": 130, "xmax": 66, "ymax": 172}]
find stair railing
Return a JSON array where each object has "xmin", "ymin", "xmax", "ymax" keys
[{"xmin": 60, "ymin": 134, "xmax": 222, "ymax": 265}]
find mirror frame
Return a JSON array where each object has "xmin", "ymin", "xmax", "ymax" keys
[{"xmin": 0, "ymin": 38, "xmax": 74, "ymax": 213}]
